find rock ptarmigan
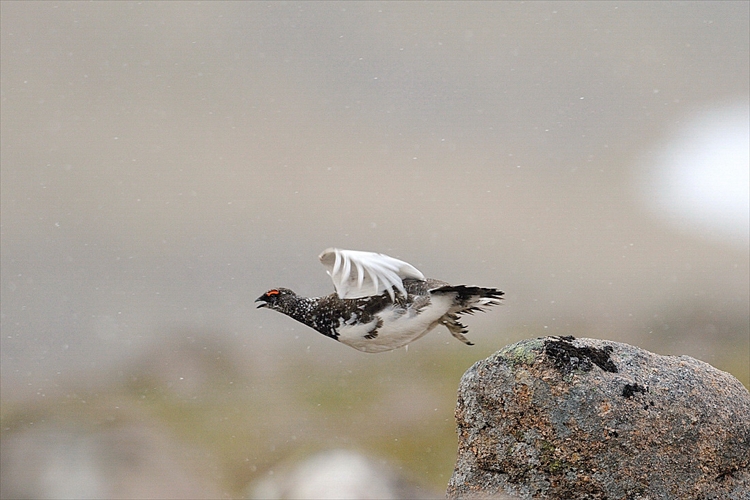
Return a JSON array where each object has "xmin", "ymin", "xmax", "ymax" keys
[{"xmin": 256, "ymin": 248, "xmax": 504, "ymax": 353}]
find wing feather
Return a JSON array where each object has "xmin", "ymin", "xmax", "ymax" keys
[
  {"xmin": 367, "ymin": 266, "xmax": 380, "ymax": 294},
  {"xmin": 319, "ymin": 248, "xmax": 425, "ymax": 299}
]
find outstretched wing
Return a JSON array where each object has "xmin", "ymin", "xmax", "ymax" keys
[{"xmin": 319, "ymin": 248, "xmax": 425, "ymax": 300}]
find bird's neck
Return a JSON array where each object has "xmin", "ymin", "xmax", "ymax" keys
[
  {"xmin": 283, "ymin": 296, "xmax": 338, "ymax": 338},
  {"xmin": 282, "ymin": 295, "xmax": 318, "ymax": 322}
]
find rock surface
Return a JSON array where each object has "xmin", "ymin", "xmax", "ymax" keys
[{"xmin": 447, "ymin": 336, "xmax": 750, "ymax": 500}]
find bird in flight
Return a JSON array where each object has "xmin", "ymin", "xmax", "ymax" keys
[{"xmin": 256, "ymin": 248, "xmax": 503, "ymax": 353}]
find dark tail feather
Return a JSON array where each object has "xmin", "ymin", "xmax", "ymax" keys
[
  {"xmin": 432, "ymin": 286, "xmax": 503, "ymax": 345},
  {"xmin": 431, "ymin": 285, "xmax": 504, "ymax": 307}
]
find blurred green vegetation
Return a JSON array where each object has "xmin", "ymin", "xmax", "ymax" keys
[
  {"xmin": 1, "ymin": 324, "xmax": 746, "ymax": 496},
  {"xmin": 1, "ymin": 333, "xmax": 516, "ymax": 496}
]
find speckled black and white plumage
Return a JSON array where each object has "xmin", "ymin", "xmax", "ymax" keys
[{"xmin": 256, "ymin": 249, "xmax": 503, "ymax": 353}]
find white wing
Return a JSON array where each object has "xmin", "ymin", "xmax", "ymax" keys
[{"xmin": 319, "ymin": 248, "xmax": 425, "ymax": 300}]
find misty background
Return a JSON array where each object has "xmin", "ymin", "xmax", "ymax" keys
[{"xmin": 2, "ymin": 2, "xmax": 748, "ymax": 498}]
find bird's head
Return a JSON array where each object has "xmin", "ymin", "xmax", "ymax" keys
[{"xmin": 255, "ymin": 288, "xmax": 297, "ymax": 311}]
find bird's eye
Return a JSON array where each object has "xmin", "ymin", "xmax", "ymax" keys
[{"xmin": 266, "ymin": 289, "xmax": 280, "ymax": 296}]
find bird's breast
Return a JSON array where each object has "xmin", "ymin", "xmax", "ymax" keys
[{"xmin": 335, "ymin": 295, "xmax": 453, "ymax": 353}]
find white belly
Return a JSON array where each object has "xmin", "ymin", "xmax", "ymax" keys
[{"xmin": 335, "ymin": 295, "xmax": 453, "ymax": 353}]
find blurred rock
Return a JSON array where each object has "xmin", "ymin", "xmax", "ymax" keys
[
  {"xmin": 447, "ymin": 336, "xmax": 750, "ymax": 499},
  {"xmin": 246, "ymin": 449, "xmax": 440, "ymax": 499},
  {"xmin": 0, "ymin": 415, "xmax": 227, "ymax": 499}
]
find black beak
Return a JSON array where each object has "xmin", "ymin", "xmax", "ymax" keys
[{"xmin": 255, "ymin": 297, "xmax": 267, "ymax": 309}]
